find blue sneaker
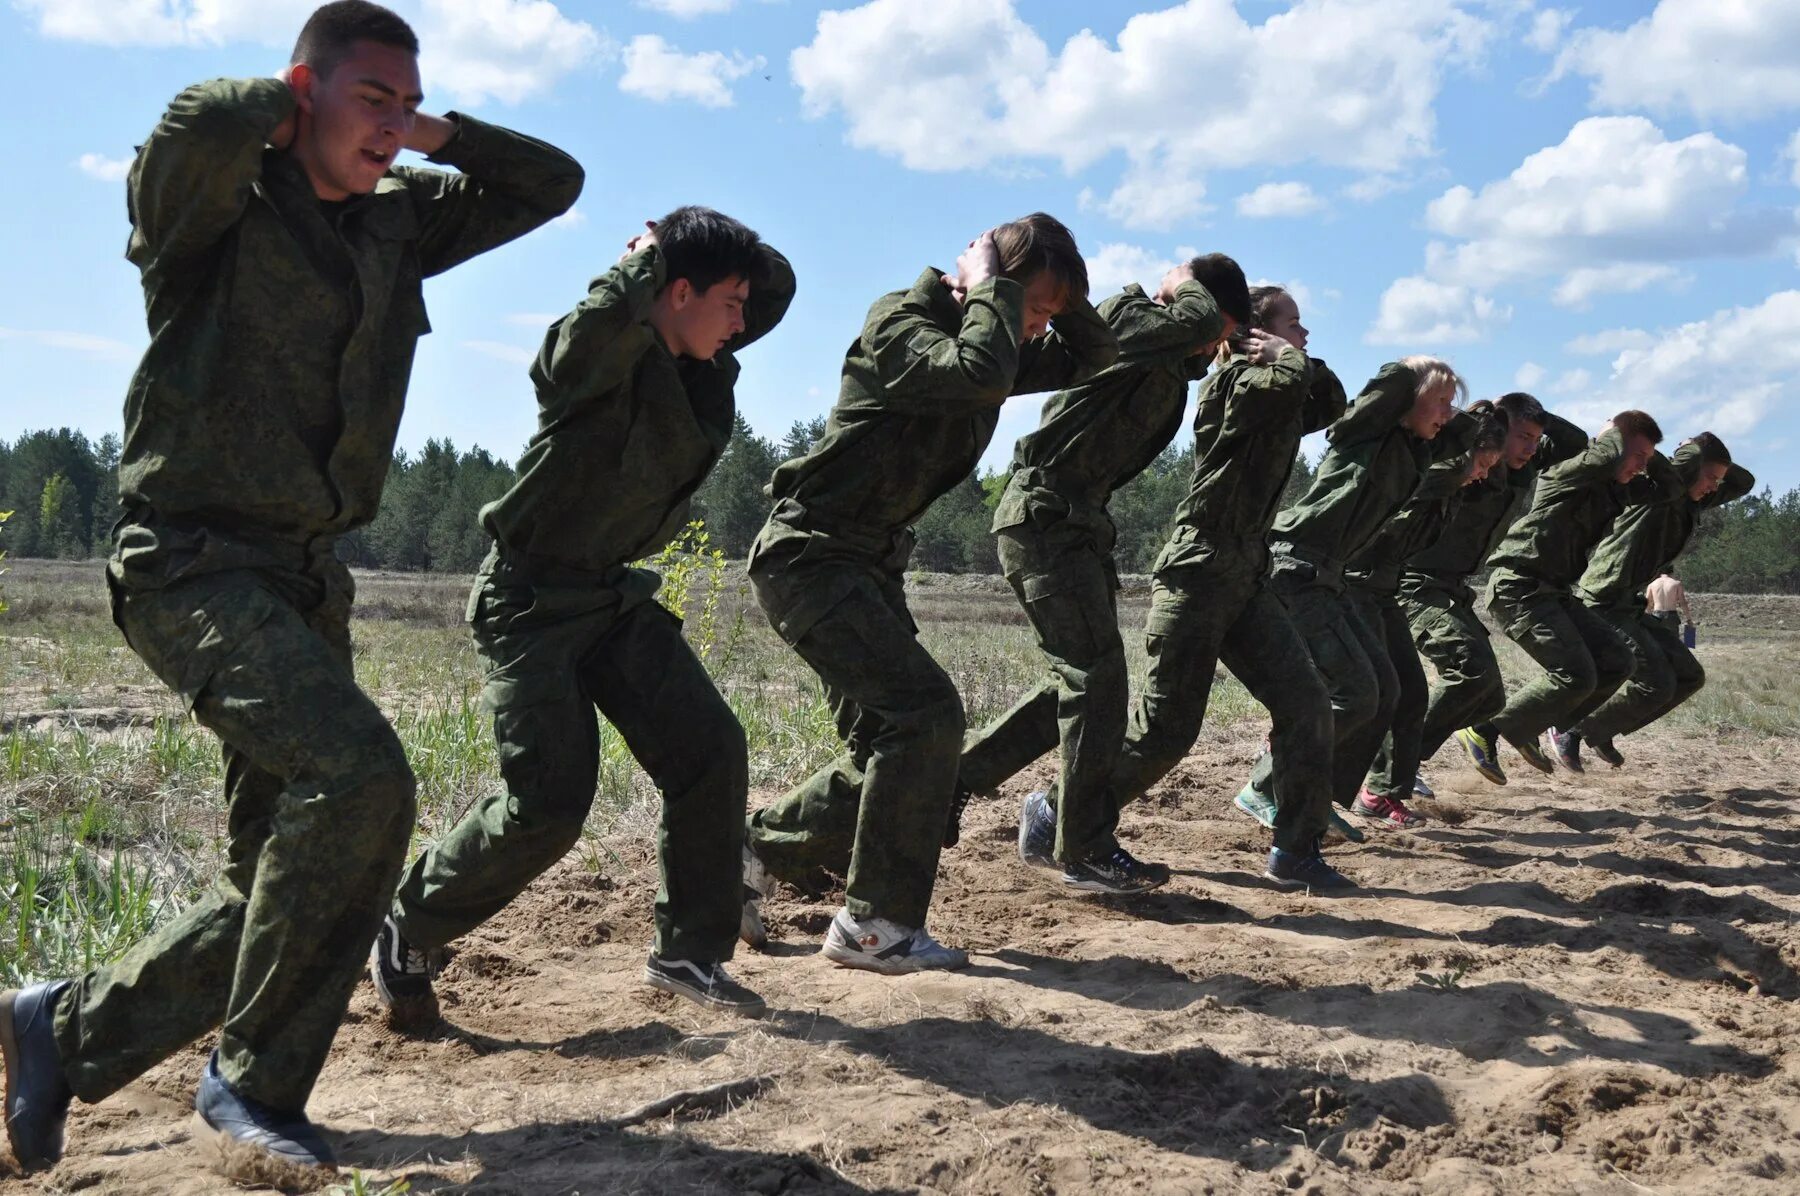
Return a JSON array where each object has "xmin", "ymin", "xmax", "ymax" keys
[
  {"xmin": 1264, "ymin": 847, "xmax": 1355, "ymax": 892},
  {"xmin": 194, "ymin": 1052, "xmax": 335, "ymax": 1169},
  {"xmin": 1233, "ymin": 783, "xmax": 1277, "ymax": 828},
  {"xmin": 1017, "ymin": 791, "xmax": 1056, "ymax": 870},
  {"xmin": 1, "ymin": 980, "xmax": 74, "ymax": 1173},
  {"xmin": 1412, "ymin": 775, "xmax": 1436, "ymax": 799}
]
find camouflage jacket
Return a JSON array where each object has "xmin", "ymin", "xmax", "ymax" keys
[
  {"xmin": 1153, "ymin": 348, "xmax": 1348, "ymax": 574},
  {"xmin": 116, "ymin": 76, "xmax": 582, "ymax": 575},
  {"xmin": 1403, "ymin": 411, "xmax": 1588, "ymax": 583},
  {"xmin": 1487, "ymin": 428, "xmax": 1684, "ymax": 593},
  {"xmin": 1578, "ymin": 444, "xmax": 1755, "ymax": 608},
  {"xmin": 1344, "ymin": 410, "xmax": 1483, "ymax": 594},
  {"xmin": 1268, "ymin": 363, "xmax": 1433, "ymax": 581},
  {"xmin": 481, "ymin": 242, "xmax": 795, "ymax": 582},
  {"xmin": 992, "ymin": 280, "xmax": 1223, "ymax": 532}
]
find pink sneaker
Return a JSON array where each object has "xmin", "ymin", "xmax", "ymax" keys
[{"xmin": 1354, "ymin": 788, "xmax": 1426, "ymax": 829}]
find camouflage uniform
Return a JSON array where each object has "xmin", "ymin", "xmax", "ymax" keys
[
  {"xmin": 1576, "ymin": 446, "xmax": 1754, "ymax": 744},
  {"xmin": 390, "ymin": 243, "xmax": 794, "ymax": 964},
  {"xmin": 1099, "ymin": 350, "xmax": 1346, "ymax": 852},
  {"xmin": 955, "ymin": 281, "xmax": 1225, "ymax": 863},
  {"xmin": 1398, "ymin": 414, "xmax": 1589, "ymax": 762},
  {"xmin": 1242, "ymin": 365, "xmax": 1437, "ymax": 811},
  {"xmin": 745, "ymin": 270, "xmax": 1117, "ymax": 927},
  {"xmin": 52, "ymin": 77, "xmax": 580, "ymax": 1113},
  {"xmin": 1485, "ymin": 431, "xmax": 1683, "ymax": 746},
  {"xmin": 1343, "ymin": 413, "xmax": 1479, "ymax": 802}
]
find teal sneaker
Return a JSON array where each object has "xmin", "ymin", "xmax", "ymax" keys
[
  {"xmin": 1324, "ymin": 804, "xmax": 1367, "ymax": 845},
  {"xmin": 1233, "ymin": 783, "xmax": 1277, "ymax": 828}
]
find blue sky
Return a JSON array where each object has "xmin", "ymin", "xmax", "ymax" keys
[{"xmin": 3, "ymin": 0, "xmax": 1798, "ymax": 493}]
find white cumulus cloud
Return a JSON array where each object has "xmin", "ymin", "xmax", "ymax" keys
[
  {"xmin": 76, "ymin": 152, "xmax": 133, "ymax": 182},
  {"xmin": 1557, "ymin": 291, "xmax": 1800, "ymax": 442},
  {"xmin": 1366, "ymin": 276, "xmax": 1510, "ymax": 345},
  {"xmin": 620, "ymin": 34, "xmax": 763, "ymax": 108},
  {"xmin": 637, "ymin": 0, "xmax": 736, "ymax": 16},
  {"xmin": 1236, "ymin": 181, "xmax": 1325, "ymax": 219},
  {"xmin": 790, "ymin": 0, "xmax": 1493, "ymax": 229},
  {"xmin": 15, "ymin": 0, "xmax": 603, "ymax": 107},
  {"xmin": 1552, "ymin": 0, "xmax": 1800, "ymax": 121},
  {"xmin": 1565, "ymin": 328, "xmax": 1655, "ymax": 356},
  {"xmin": 1514, "ymin": 361, "xmax": 1547, "ymax": 390},
  {"xmin": 1551, "ymin": 263, "xmax": 1686, "ymax": 309},
  {"xmin": 1400, "ymin": 116, "xmax": 1793, "ymax": 310}
]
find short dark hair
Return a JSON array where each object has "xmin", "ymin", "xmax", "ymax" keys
[
  {"xmin": 1494, "ymin": 391, "xmax": 1546, "ymax": 429},
  {"xmin": 993, "ymin": 213, "xmax": 1089, "ymax": 302},
  {"xmin": 1613, "ymin": 409, "xmax": 1664, "ymax": 445},
  {"xmin": 1246, "ymin": 284, "xmax": 1290, "ymax": 331},
  {"xmin": 1187, "ymin": 254, "xmax": 1251, "ymax": 326},
  {"xmin": 655, "ymin": 205, "xmax": 765, "ymax": 295},
  {"xmin": 292, "ymin": 1, "xmax": 418, "ymax": 79},
  {"xmin": 1688, "ymin": 430, "xmax": 1732, "ymax": 466},
  {"xmin": 1465, "ymin": 400, "xmax": 1510, "ymax": 454}
]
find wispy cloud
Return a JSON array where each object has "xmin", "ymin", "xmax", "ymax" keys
[{"xmin": 0, "ymin": 326, "xmax": 138, "ymax": 360}]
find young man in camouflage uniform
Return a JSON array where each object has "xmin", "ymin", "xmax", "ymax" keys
[
  {"xmin": 1397, "ymin": 394, "xmax": 1587, "ymax": 788},
  {"xmin": 370, "ymin": 209, "xmax": 793, "ymax": 1023},
  {"xmin": 740, "ymin": 216, "xmax": 1117, "ymax": 971},
  {"xmin": 949, "ymin": 254, "xmax": 1250, "ymax": 894},
  {"xmin": 1571, "ymin": 433, "xmax": 1753, "ymax": 768},
  {"xmin": 0, "ymin": 1, "xmax": 580, "ymax": 1173},
  {"xmin": 1466, "ymin": 411, "xmax": 1673, "ymax": 778}
]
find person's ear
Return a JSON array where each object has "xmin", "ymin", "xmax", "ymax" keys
[
  {"xmin": 668, "ymin": 278, "xmax": 694, "ymax": 309},
  {"xmin": 290, "ymin": 63, "xmax": 318, "ymax": 113}
]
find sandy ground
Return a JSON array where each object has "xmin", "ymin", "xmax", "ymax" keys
[{"xmin": 5, "ymin": 720, "xmax": 1798, "ymax": 1195}]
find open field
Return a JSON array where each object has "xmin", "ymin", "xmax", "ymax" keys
[{"xmin": 3, "ymin": 557, "xmax": 1800, "ymax": 1194}]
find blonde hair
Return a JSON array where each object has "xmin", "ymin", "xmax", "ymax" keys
[{"xmin": 1398, "ymin": 355, "xmax": 1468, "ymax": 406}]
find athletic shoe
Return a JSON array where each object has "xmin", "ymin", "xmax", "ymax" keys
[
  {"xmin": 1354, "ymin": 788, "xmax": 1427, "ymax": 829},
  {"xmin": 1412, "ymin": 775, "xmax": 1436, "ymax": 799},
  {"xmin": 194, "ymin": 1051, "xmax": 335, "ymax": 1169},
  {"xmin": 1548, "ymin": 727, "xmax": 1584, "ymax": 774},
  {"xmin": 1324, "ymin": 805, "xmax": 1368, "ymax": 845},
  {"xmin": 1504, "ymin": 731, "xmax": 1556, "ymax": 776},
  {"xmin": 1, "ymin": 979, "xmax": 73, "ymax": 1173},
  {"xmin": 820, "ymin": 909, "xmax": 968, "ymax": 974},
  {"xmin": 1060, "ymin": 847, "xmax": 1171, "ymax": 895},
  {"xmin": 1264, "ymin": 846, "xmax": 1355, "ymax": 892},
  {"xmin": 1233, "ymin": 782, "xmax": 1278, "ymax": 828},
  {"xmin": 943, "ymin": 785, "xmax": 975, "ymax": 849},
  {"xmin": 369, "ymin": 916, "xmax": 438, "ymax": 1025},
  {"xmin": 740, "ymin": 844, "xmax": 775, "ymax": 950},
  {"xmin": 1017, "ymin": 790, "xmax": 1056, "ymax": 870},
  {"xmin": 1588, "ymin": 735, "xmax": 1624, "ymax": 769},
  {"xmin": 643, "ymin": 954, "xmax": 767, "ymax": 1017},
  {"xmin": 1454, "ymin": 726, "xmax": 1508, "ymax": 785}
]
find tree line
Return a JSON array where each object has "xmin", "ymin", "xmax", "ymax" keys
[{"xmin": 3, "ymin": 424, "xmax": 1797, "ymax": 591}]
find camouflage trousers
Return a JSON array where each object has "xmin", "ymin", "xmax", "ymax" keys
[
  {"xmin": 391, "ymin": 556, "xmax": 747, "ymax": 964},
  {"xmin": 957, "ymin": 508, "xmax": 1127, "ymax": 864},
  {"xmin": 1487, "ymin": 571, "xmax": 1634, "ymax": 745},
  {"xmin": 1577, "ymin": 603, "xmax": 1705, "ymax": 745},
  {"xmin": 745, "ymin": 537, "xmax": 962, "ymax": 930},
  {"xmin": 1398, "ymin": 574, "xmax": 1504, "ymax": 762},
  {"xmin": 1122, "ymin": 544, "xmax": 1335, "ymax": 854},
  {"xmin": 1353, "ymin": 587, "xmax": 1431, "ymax": 802},
  {"xmin": 55, "ymin": 523, "xmax": 416, "ymax": 1112},
  {"xmin": 1246, "ymin": 558, "xmax": 1397, "ymax": 813}
]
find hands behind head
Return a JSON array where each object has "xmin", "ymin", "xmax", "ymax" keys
[
  {"xmin": 1232, "ymin": 328, "xmax": 1291, "ymax": 365},
  {"xmin": 621, "ymin": 220, "xmax": 659, "ymax": 262},
  {"xmin": 1154, "ymin": 262, "xmax": 1197, "ymax": 306},
  {"xmin": 945, "ymin": 230, "xmax": 1002, "ymax": 299}
]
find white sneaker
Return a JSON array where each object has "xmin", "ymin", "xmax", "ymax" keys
[
  {"xmin": 819, "ymin": 908, "xmax": 969, "ymax": 974},
  {"xmin": 740, "ymin": 844, "xmax": 775, "ymax": 950}
]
